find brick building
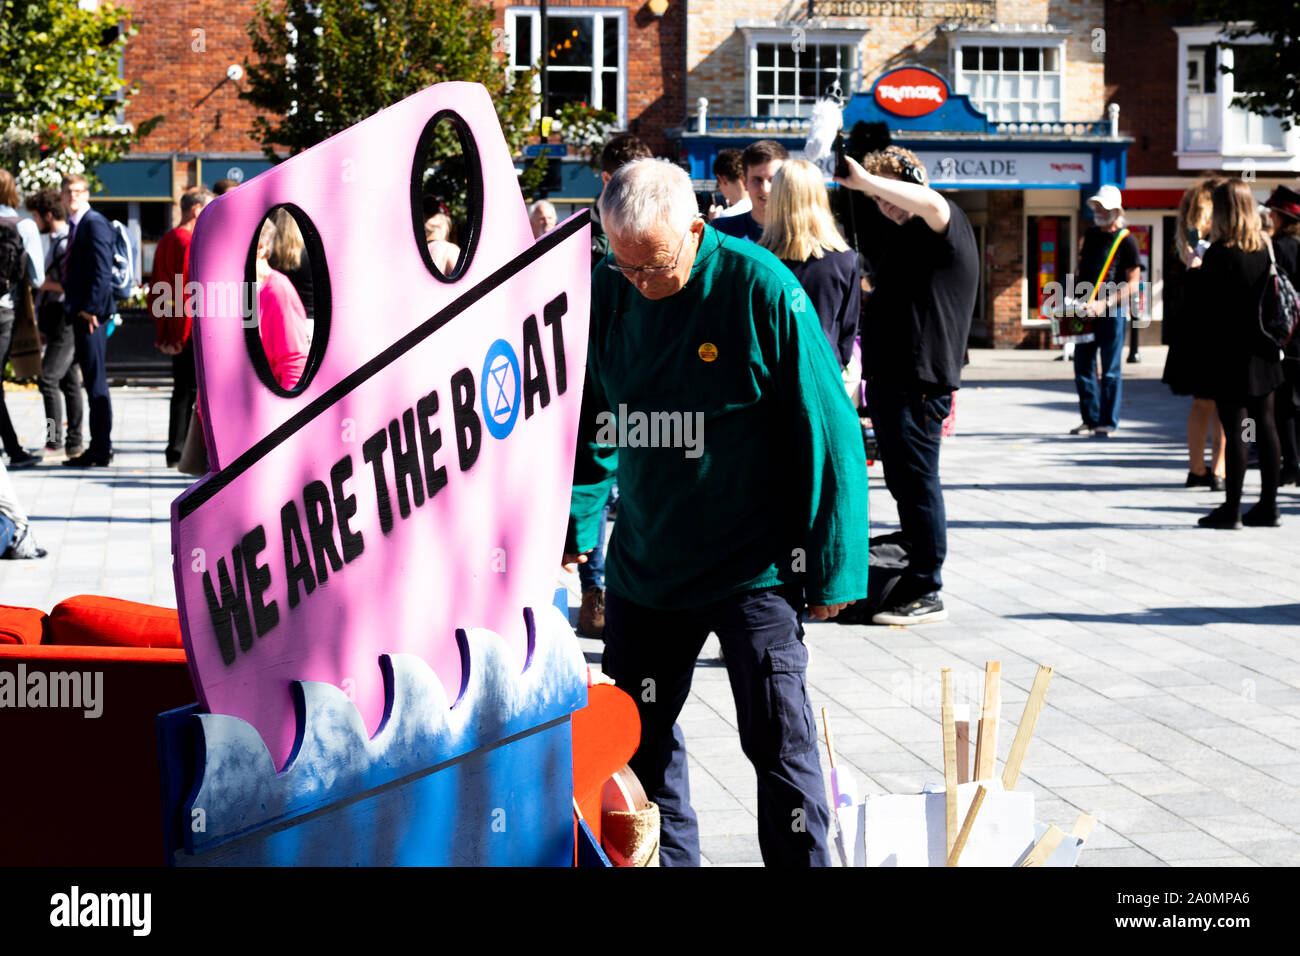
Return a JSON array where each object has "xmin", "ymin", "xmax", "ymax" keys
[
  {"xmin": 95, "ymin": 0, "xmax": 685, "ymax": 269},
  {"xmin": 93, "ymin": 0, "xmax": 274, "ymax": 277},
  {"xmin": 1105, "ymin": 0, "xmax": 1300, "ymax": 335},
  {"xmin": 491, "ymin": 0, "xmax": 686, "ymax": 207},
  {"xmin": 678, "ymin": 0, "xmax": 1133, "ymax": 348}
]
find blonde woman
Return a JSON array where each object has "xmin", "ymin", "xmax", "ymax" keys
[
  {"xmin": 759, "ymin": 158, "xmax": 860, "ymax": 370},
  {"xmin": 1197, "ymin": 180, "xmax": 1284, "ymax": 529},
  {"xmin": 269, "ymin": 208, "xmax": 314, "ymax": 323},
  {"xmin": 1163, "ymin": 177, "xmax": 1227, "ymax": 490},
  {"xmin": 255, "ymin": 216, "xmax": 310, "ymax": 390},
  {"xmin": 424, "ymin": 215, "xmax": 459, "ymax": 275}
]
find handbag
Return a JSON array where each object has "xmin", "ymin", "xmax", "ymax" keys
[
  {"xmin": 8, "ymin": 282, "xmax": 42, "ymax": 380},
  {"xmin": 177, "ymin": 404, "xmax": 209, "ymax": 476},
  {"xmin": 1259, "ymin": 236, "xmax": 1300, "ymax": 351},
  {"xmin": 1050, "ymin": 228, "xmax": 1130, "ymax": 346}
]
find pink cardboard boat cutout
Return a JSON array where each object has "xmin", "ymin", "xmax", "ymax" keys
[{"xmin": 173, "ymin": 82, "xmax": 591, "ymax": 769}]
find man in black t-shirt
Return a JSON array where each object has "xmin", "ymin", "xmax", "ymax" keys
[
  {"xmin": 1070, "ymin": 185, "xmax": 1142, "ymax": 437},
  {"xmin": 836, "ymin": 147, "xmax": 978, "ymax": 625}
]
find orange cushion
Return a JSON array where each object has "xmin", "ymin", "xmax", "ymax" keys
[
  {"xmin": 45, "ymin": 595, "xmax": 184, "ymax": 649},
  {"xmin": 0, "ymin": 605, "xmax": 47, "ymax": 645}
]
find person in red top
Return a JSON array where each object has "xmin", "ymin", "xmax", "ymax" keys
[
  {"xmin": 254, "ymin": 216, "xmax": 310, "ymax": 390},
  {"xmin": 150, "ymin": 188, "xmax": 211, "ymax": 466}
]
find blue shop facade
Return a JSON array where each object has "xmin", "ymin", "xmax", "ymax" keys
[{"xmin": 676, "ymin": 66, "xmax": 1135, "ymax": 348}]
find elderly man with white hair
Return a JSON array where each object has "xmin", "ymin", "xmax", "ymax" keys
[
  {"xmin": 564, "ymin": 158, "xmax": 869, "ymax": 867},
  {"xmin": 528, "ymin": 199, "xmax": 557, "ymax": 239}
]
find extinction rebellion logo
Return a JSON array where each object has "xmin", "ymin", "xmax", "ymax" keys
[{"xmin": 481, "ymin": 339, "xmax": 521, "ymax": 440}]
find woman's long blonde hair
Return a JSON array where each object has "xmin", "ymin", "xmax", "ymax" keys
[
  {"xmin": 269, "ymin": 207, "xmax": 305, "ymax": 271},
  {"xmin": 1210, "ymin": 179, "xmax": 1265, "ymax": 253},
  {"xmin": 1176, "ymin": 176, "xmax": 1223, "ymax": 264},
  {"xmin": 759, "ymin": 159, "xmax": 849, "ymax": 262}
]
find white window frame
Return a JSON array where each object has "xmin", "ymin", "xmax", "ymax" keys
[
  {"xmin": 741, "ymin": 27, "xmax": 863, "ymax": 119},
  {"xmin": 949, "ymin": 35, "xmax": 1067, "ymax": 125},
  {"xmin": 504, "ymin": 6, "xmax": 627, "ymax": 127},
  {"xmin": 1174, "ymin": 24, "xmax": 1299, "ymax": 171}
]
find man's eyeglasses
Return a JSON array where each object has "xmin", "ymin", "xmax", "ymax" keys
[{"xmin": 606, "ymin": 221, "xmax": 698, "ymax": 277}]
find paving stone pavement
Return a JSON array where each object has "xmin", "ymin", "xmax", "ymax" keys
[
  {"xmin": 4, "ymin": 345, "xmax": 1299, "ymax": 868},
  {"xmin": 566, "ymin": 346, "xmax": 1300, "ymax": 867}
]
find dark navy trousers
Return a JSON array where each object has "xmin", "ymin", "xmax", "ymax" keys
[
  {"xmin": 73, "ymin": 318, "xmax": 113, "ymax": 459},
  {"xmin": 602, "ymin": 585, "xmax": 831, "ymax": 867}
]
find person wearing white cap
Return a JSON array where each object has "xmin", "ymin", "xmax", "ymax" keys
[{"xmin": 1068, "ymin": 184, "xmax": 1142, "ymax": 437}]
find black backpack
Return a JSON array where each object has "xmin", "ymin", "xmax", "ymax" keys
[{"xmin": 0, "ymin": 216, "xmax": 27, "ymax": 299}]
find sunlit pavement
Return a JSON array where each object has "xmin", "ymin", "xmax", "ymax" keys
[
  {"xmin": 571, "ymin": 345, "xmax": 1300, "ymax": 866},
  {"xmin": 5, "ymin": 346, "xmax": 1299, "ymax": 866}
]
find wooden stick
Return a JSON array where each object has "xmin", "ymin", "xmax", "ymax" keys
[
  {"xmin": 945, "ymin": 784, "xmax": 988, "ymax": 867},
  {"xmin": 1002, "ymin": 665, "xmax": 1054, "ymax": 791},
  {"xmin": 1071, "ymin": 813, "xmax": 1097, "ymax": 844},
  {"xmin": 955, "ymin": 705, "xmax": 971, "ymax": 785},
  {"xmin": 1019, "ymin": 825, "xmax": 1066, "ymax": 867},
  {"xmin": 821, "ymin": 706, "xmax": 836, "ymax": 770},
  {"xmin": 942, "ymin": 668, "xmax": 957, "ymax": 856},
  {"xmin": 973, "ymin": 661, "xmax": 1002, "ymax": 781}
]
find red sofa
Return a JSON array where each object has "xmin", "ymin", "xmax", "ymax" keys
[
  {"xmin": 0, "ymin": 597, "xmax": 197, "ymax": 866},
  {"xmin": 1, "ymin": 597, "xmax": 641, "ymax": 866}
]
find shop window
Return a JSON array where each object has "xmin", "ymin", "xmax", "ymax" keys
[
  {"xmin": 1027, "ymin": 215, "xmax": 1073, "ymax": 320},
  {"xmin": 504, "ymin": 7, "xmax": 625, "ymax": 124},
  {"xmin": 752, "ymin": 41, "xmax": 856, "ymax": 118},
  {"xmin": 952, "ymin": 40, "xmax": 1064, "ymax": 124}
]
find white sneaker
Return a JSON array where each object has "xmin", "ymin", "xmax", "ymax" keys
[
  {"xmin": 1069, "ymin": 422, "xmax": 1095, "ymax": 436},
  {"xmin": 872, "ymin": 594, "xmax": 949, "ymax": 626}
]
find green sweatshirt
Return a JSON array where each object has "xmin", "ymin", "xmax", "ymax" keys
[{"xmin": 566, "ymin": 226, "xmax": 869, "ymax": 610}]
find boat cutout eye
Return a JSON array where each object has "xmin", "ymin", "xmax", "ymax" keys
[
  {"xmin": 411, "ymin": 110, "xmax": 483, "ymax": 283},
  {"xmin": 243, "ymin": 203, "xmax": 331, "ymax": 397}
]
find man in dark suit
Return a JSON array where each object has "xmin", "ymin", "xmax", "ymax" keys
[{"xmin": 60, "ymin": 174, "xmax": 115, "ymax": 466}]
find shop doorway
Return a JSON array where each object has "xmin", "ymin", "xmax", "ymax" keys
[{"xmin": 1122, "ymin": 211, "xmax": 1166, "ymax": 331}]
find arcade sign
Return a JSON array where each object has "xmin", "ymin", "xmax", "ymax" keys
[
  {"xmin": 914, "ymin": 150, "xmax": 1094, "ymax": 187},
  {"xmin": 873, "ymin": 67, "xmax": 949, "ymax": 118}
]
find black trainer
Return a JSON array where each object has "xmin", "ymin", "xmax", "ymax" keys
[
  {"xmin": 872, "ymin": 593, "xmax": 948, "ymax": 626},
  {"xmin": 6, "ymin": 449, "xmax": 42, "ymax": 469}
]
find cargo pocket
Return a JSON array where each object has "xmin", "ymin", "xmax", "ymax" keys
[{"xmin": 765, "ymin": 640, "xmax": 814, "ymax": 759}]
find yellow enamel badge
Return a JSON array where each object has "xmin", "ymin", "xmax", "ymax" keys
[{"xmin": 698, "ymin": 342, "xmax": 718, "ymax": 362}]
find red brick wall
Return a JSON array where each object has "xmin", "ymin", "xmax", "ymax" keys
[
  {"xmin": 1104, "ymin": 0, "xmax": 1192, "ymax": 179},
  {"xmin": 491, "ymin": 1, "xmax": 684, "ymax": 156},
  {"xmin": 986, "ymin": 190, "xmax": 1029, "ymax": 348},
  {"xmin": 121, "ymin": 0, "xmax": 268, "ymax": 155}
]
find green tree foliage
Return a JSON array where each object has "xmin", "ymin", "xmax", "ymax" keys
[
  {"xmin": 0, "ymin": 0, "xmax": 161, "ymax": 184},
  {"xmin": 241, "ymin": 0, "xmax": 543, "ymax": 217},
  {"xmin": 1188, "ymin": 1, "xmax": 1300, "ymax": 129}
]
